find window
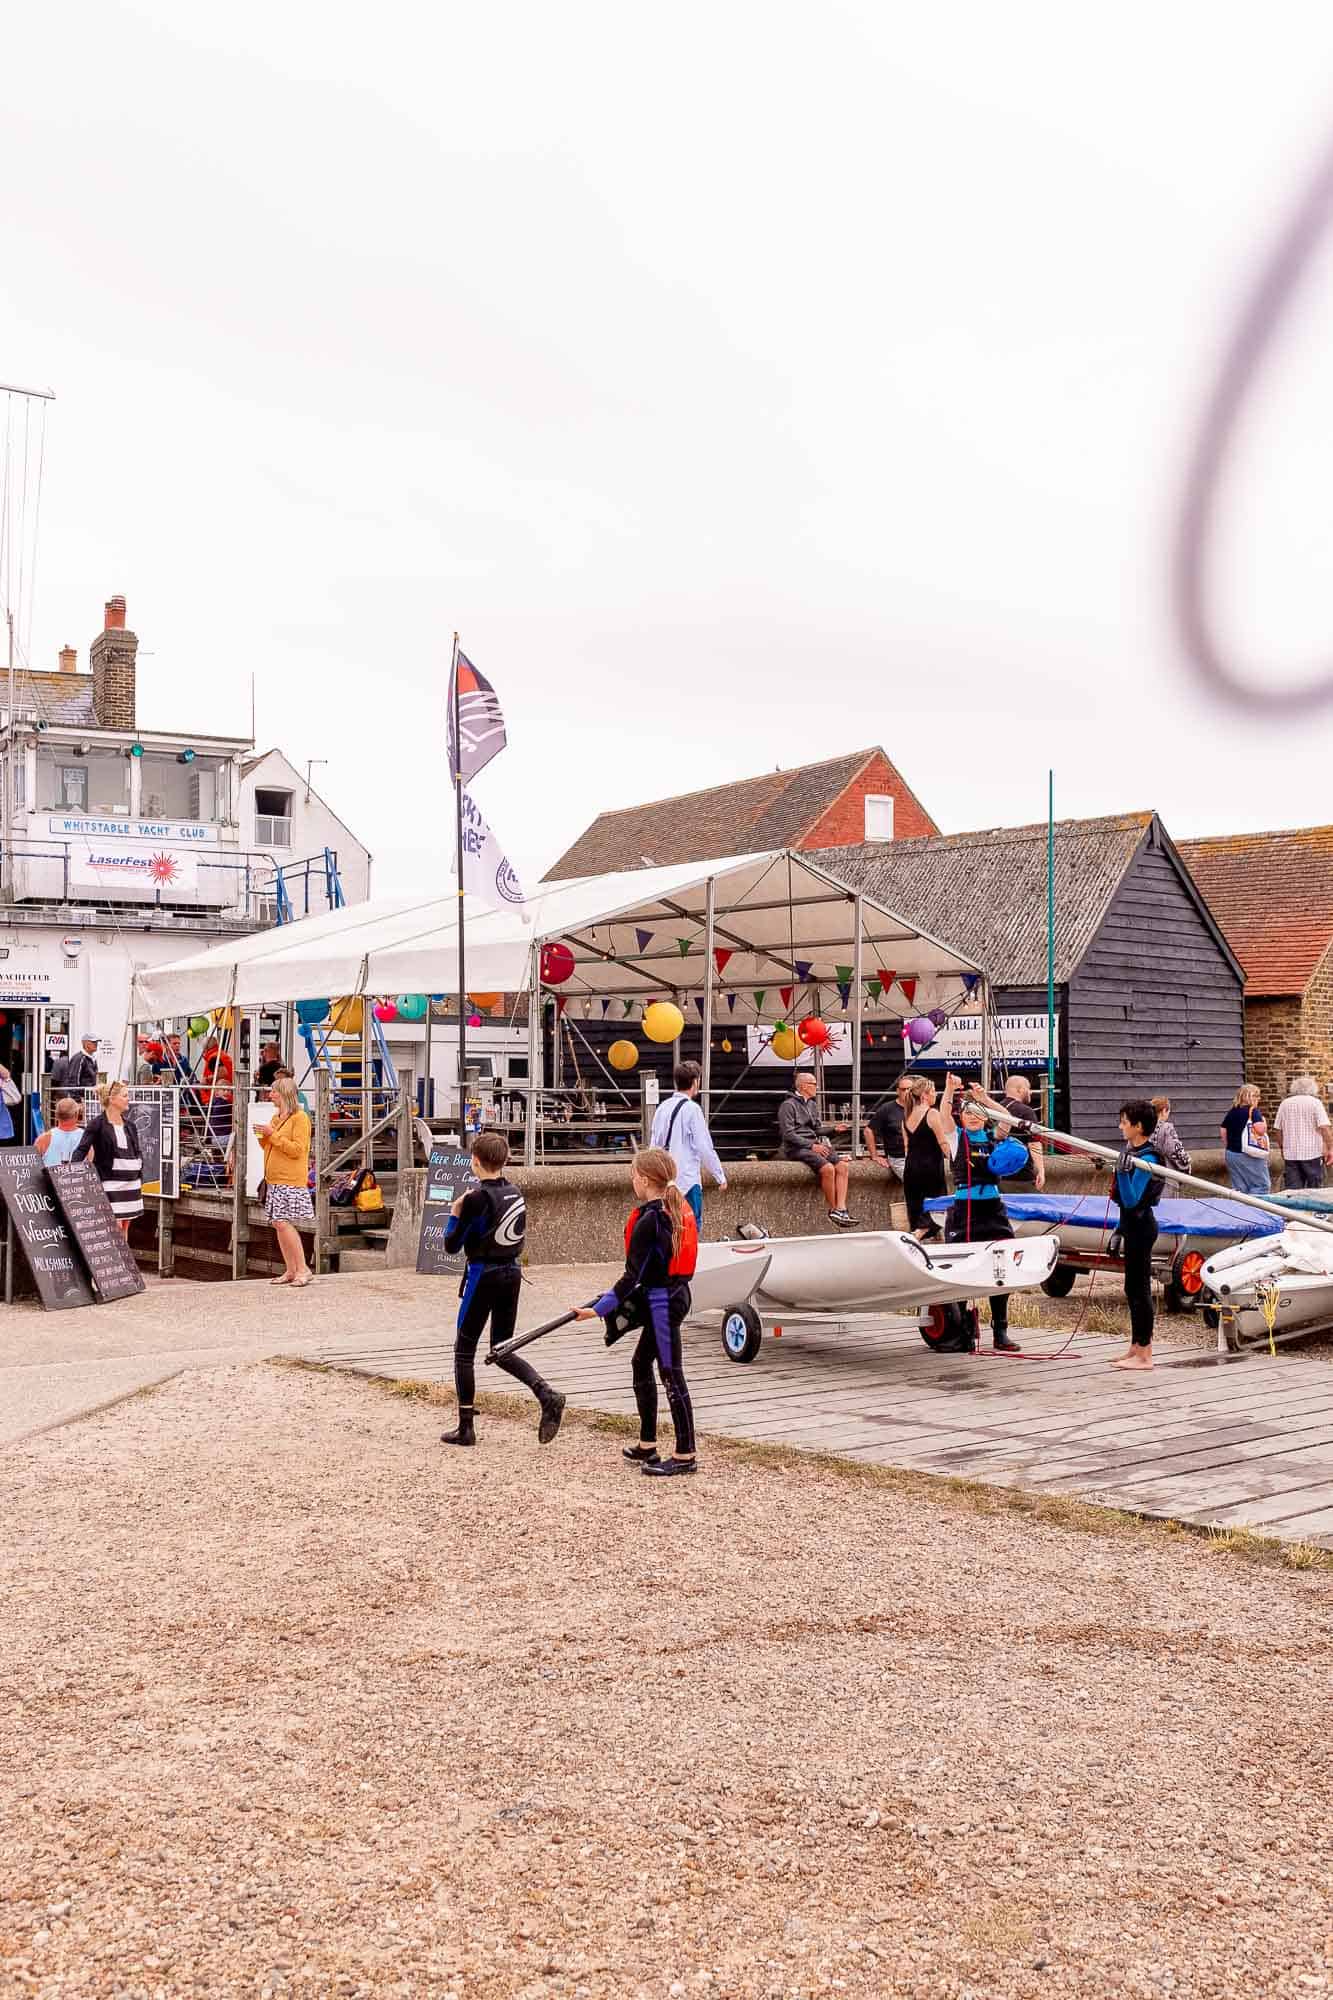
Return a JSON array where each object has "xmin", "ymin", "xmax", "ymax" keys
[
  {"xmin": 37, "ymin": 748, "xmax": 127, "ymax": 815},
  {"xmin": 138, "ymin": 752, "xmax": 221, "ymax": 823},
  {"xmin": 255, "ymin": 787, "xmax": 293, "ymax": 849},
  {"xmin": 864, "ymin": 794, "xmax": 894, "ymax": 842}
]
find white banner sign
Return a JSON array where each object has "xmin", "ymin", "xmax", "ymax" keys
[
  {"xmin": 907, "ymin": 1012, "xmax": 1057, "ymax": 1067},
  {"xmin": 746, "ymin": 1024, "xmax": 854, "ymax": 1070},
  {"xmin": 47, "ymin": 815, "xmax": 220, "ymax": 845},
  {"xmin": 69, "ymin": 842, "xmax": 199, "ymax": 896}
]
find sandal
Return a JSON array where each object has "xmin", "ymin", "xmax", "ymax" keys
[
  {"xmin": 292, "ymin": 1274, "xmax": 315, "ymax": 1288},
  {"xmin": 270, "ymin": 1275, "xmax": 293, "ymax": 1286}
]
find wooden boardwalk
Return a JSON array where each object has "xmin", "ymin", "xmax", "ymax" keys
[{"xmin": 316, "ymin": 1315, "xmax": 1333, "ymax": 1549}]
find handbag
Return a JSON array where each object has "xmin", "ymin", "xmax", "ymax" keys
[
  {"xmin": 1241, "ymin": 1117, "xmax": 1269, "ymax": 1159},
  {"xmin": 1, "ymin": 1073, "xmax": 20, "ymax": 1109}
]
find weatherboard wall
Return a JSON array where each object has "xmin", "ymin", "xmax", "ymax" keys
[{"xmin": 1066, "ymin": 829, "xmax": 1244, "ymax": 1149}]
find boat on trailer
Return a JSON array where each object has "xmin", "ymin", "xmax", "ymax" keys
[
  {"xmin": 922, "ymin": 1192, "xmax": 1283, "ymax": 1313},
  {"xmin": 689, "ymin": 1229, "xmax": 1059, "ymax": 1363}
]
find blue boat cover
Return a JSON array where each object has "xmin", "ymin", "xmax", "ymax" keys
[{"xmin": 922, "ymin": 1193, "xmax": 1278, "ymax": 1237}]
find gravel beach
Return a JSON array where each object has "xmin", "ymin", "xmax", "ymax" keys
[{"xmin": 2, "ymin": 1357, "xmax": 1330, "ymax": 2000}]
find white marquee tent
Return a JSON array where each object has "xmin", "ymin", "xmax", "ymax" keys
[{"xmin": 130, "ymin": 850, "xmax": 989, "ymax": 1161}]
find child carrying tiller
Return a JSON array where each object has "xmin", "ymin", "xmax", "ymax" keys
[{"xmin": 577, "ymin": 1147, "xmax": 699, "ymax": 1479}]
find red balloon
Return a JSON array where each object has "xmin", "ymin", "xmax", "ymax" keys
[
  {"xmin": 540, "ymin": 940, "xmax": 576, "ymax": 986},
  {"xmin": 798, "ymin": 1016, "xmax": 833, "ymax": 1049}
]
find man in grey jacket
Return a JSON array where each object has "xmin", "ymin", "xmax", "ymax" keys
[
  {"xmin": 778, "ymin": 1071, "xmax": 854, "ymax": 1227},
  {"xmin": 51, "ymin": 1034, "xmax": 99, "ymax": 1092}
]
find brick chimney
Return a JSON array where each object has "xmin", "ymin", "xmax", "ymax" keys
[
  {"xmin": 58, "ymin": 645, "xmax": 77, "ymax": 674},
  {"xmin": 90, "ymin": 596, "xmax": 137, "ymax": 729}
]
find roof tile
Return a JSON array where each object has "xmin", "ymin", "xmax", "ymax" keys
[{"xmin": 1177, "ymin": 826, "xmax": 1333, "ymax": 996}]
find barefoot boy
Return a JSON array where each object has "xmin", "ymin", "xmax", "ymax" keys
[{"xmin": 1113, "ymin": 1099, "xmax": 1164, "ymax": 1372}]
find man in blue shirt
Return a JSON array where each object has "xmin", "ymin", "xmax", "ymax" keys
[{"xmin": 650, "ymin": 1061, "xmax": 727, "ymax": 1230}]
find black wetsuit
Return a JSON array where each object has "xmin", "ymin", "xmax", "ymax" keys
[
  {"xmin": 594, "ymin": 1199, "xmax": 695, "ymax": 1456},
  {"xmin": 903, "ymin": 1108, "xmax": 947, "ymax": 1235},
  {"xmin": 443, "ymin": 1177, "xmax": 555, "ymax": 1409},
  {"xmin": 1115, "ymin": 1141, "xmax": 1164, "ymax": 1346}
]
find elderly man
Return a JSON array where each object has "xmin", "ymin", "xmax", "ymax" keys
[
  {"xmin": 1272, "ymin": 1074, "xmax": 1333, "ymax": 1190},
  {"xmin": 51, "ymin": 1033, "xmax": 99, "ymax": 1092},
  {"xmin": 778, "ymin": 1070, "xmax": 854, "ymax": 1228}
]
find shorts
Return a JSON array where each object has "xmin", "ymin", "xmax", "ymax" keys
[{"xmin": 788, "ymin": 1146, "xmax": 843, "ymax": 1178}]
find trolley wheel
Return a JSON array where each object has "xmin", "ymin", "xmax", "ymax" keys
[
  {"xmin": 1162, "ymin": 1280, "xmax": 1190, "ymax": 1316},
  {"xmin": 721, "ymin": 1302, "xmax": 763, "ymax": 1363},
  {"xmin": 1041, "ymin": 1264, "xmax": 1078, "ymax": 1298},
  {"xmin": 1201, "ymin": 1306, "xmax": 1221, "ymax": 1331}
]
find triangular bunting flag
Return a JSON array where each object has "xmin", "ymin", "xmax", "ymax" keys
[
  {"xmin": 635, "ymin": 929, "xmax": 653, "ymax": 954},
  {"xmin": 899, "ymin": 976, "xmax": 917, "ymax": 1005},
  {"xmin": 726, "ymin": 993, "xmax": 737, "ymax": 1013},
  {"xmin": 864, "ymin": 983, "xmax": 879, "ymax": 1009},
  {"xmin": 754, "ymin": 990, "xmax": 766, "ymax": 1013},
  {"xmin": 601, "ymin": 998, "xmax": 611, "ymax": 1017},
  {"xmin": 694, "ymin": 997, "xmax": 705, "ymax": 1016},
  {"xmin": 877, "ymin": 969, "xmax": 896, "ymax": 994},
  {"xmin": 556, "ymin": 995, "xmax": 567, "ymax": 1016},
  {"xmin": 793, "ymin": 959, "xmax": 812, "ymax": 983},
  {"xmin": 962, "ymin": 972, "xmax": 980, "ymax": 995},
  {"xmin": 713, "ymin": 948, "xmax": 733, "ymax": 977},
  {"xmin": 835, "ymin": 964, "xmax": 853, "ymax": 986},
  {"xmin": 677, "ymin": 938, "xmax": 692, "ymax": 958},
  {"xmin": 837, "ymin": 982, "xmax": 851, "ymax": 1009},
  {"xmin": 623, "ymin": 999, "xmax": 635, "ymax": 1017},
  {"xmin": 779, "ymin": 986, "xmax": 793, "ymax": 1009}
]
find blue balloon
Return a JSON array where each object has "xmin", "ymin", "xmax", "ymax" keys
[
  {"xmin": 988, "ymin": 1138, "xmax": 1031, "ymax": 1179},
  {"xmin": 295, "ymin": 998, "xmax": 329, "ymax": 1026}
]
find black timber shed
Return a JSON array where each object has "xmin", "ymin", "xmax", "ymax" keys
[{"xmin": 812, "ymin": 812, "xmax": 1245, "ymax": 1150}]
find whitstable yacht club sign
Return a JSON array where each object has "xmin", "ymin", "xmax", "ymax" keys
[
  {"xmin": 910, "ymin": 1012, "xmax": 1056, "ymax": 1067},
  {"xmin": 46, "ymin": 817, "xmax": 219, "ymax": 896}
]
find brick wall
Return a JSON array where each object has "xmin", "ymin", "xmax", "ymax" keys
[
  {"xmin": 89, "ymin": 596, "xmax": 137, "ymax": 730},
  {"xmin": 799, "ymin": 750, "xmax": 939, "ymax": 848},
  {"xmin": 1242, "ymin": 944, "xmax": 1333, "ymax": 1107}
]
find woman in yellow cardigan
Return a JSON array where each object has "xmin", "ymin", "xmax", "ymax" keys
[{"xmin": 256, "ymin": 1075, "xmax": 314, "ymax": 1286}]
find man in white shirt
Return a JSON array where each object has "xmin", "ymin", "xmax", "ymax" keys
[
  {"xmin": 650, "ymin": 1061, "xmax": 727, "ymax": 1228},
  {"xmin": 1272, "ymin": 1074, "xmax": 1333, "ymax": 1190}
]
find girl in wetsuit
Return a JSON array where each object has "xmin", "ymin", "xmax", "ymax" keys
[
  {"xmin": 902, "ymin": 1077, "xmax": 949, "ymax": 1239},
  {"xmin": 934, "ymin": 1073, "xmax": 1030, "ymax": 1353},
  {"xmin": 576, "ymin": 1147, "xmax": 699, "ymax": 1479}
]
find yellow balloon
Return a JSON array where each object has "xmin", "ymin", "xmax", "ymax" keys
[
  {"xmin": 211, "ymin": 1007, "xmax": 236, "ymax": 1033},
  {"xmin": 329, "ymin": 995, "xmax": 364, "ymax": 1034},
  {"xmin": 643, "ymin": 1001, "xmax": 685, "ymax": 1044},
  {"xmin": 721, "ymin": 1038, "xmax": 732, "ymax": 1053},
  {"xmin": 608, "ymin": 1039, "xmax": 639, "ymax": 1072},
  {"xmin": 770, "ymin": 1027, "xmax": 799, "ymax": 1061}
]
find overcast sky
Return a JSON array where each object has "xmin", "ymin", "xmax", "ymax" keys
[{"xmin": 5, "ymin": 2, "xmax": 1333, "ymax": 897}]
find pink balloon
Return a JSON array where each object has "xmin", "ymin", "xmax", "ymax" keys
[
  {"xmin": 373, "ymin": 1000, "xmax": 398, "ymax": 1022},
  {"xmin": 467, "ymin": 1012, "xmax": 482, "ymax": 1027}
]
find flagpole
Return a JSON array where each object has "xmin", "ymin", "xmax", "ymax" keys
[{"xmin": 452, "ymin": 631, "xmax": 467, "ymax": 1137}]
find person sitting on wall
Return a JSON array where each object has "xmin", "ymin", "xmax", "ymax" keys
[{"xmin": 777, "ymin": 1069, "xmax": 854, "ymax": 1229}]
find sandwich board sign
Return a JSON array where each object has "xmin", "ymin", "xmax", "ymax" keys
[
  {"xmin": 0, "ymin": 1148, "xmax": 95, "ymax": 1309},
  {"xmin": 47, "ymin": 1161, "xmax": 146, "ymax": 1302},
  {"xmin": 416, "ymin": 1145, "xmax": 477, "ymax": 1278}
]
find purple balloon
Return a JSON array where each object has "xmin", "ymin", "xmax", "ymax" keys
[
  {"xmin": 907, "ymin": 1016, "xmax": 936, "ymax": 1046},
  {"xmin": 928, "ymin": 1007, "xmax": 948, "ymax": 1027}
]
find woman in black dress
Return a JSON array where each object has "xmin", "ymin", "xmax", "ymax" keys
[{"xmin": 902, "ymin": 1076, "xmax": 949, "ymax": 1238}]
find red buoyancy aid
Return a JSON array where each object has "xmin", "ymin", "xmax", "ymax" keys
[{"xmin": 624, "ymin": 1201, "xmax": 699, "ymax": 1279}]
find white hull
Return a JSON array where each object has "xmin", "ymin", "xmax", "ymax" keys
[
  {"xmin": 1201, "ymin": 1230, "xmax": 1333, "ymax": 1347},
  {"xmin": 691, "ymin": 1230, "xmax": 1058, "ymax": 1320}
]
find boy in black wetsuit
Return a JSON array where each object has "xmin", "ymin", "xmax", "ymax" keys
[
  {"xmin": 440, "ymin": 1131, "xmax": 565, "ymax": 1448},
  {"xmin": 1112, "ymin": 1100, "xmax": 1164, "ymax": 1373}
]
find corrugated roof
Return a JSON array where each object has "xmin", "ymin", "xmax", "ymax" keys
[
  {"xmin": 544, "ymin": 748, "xmax": 883, "ymax": 880},
  {"xmin": 6, "ymin": 669, "xmax": 96, "ymax": 726},
  {"xmin": 810, "ymin": 813, "xmax": 1154, "ymax": 984},
  {"xmin": 1178, "ymin": 825, "xmax": 1333, "ymax": 997}
]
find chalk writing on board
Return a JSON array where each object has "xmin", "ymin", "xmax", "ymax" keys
[
  {"xmin": 48, "ymin": 1161, "xmax": 145, "ymax": 1302},
  {"xmin": 416, "ymin": 1146, "xmax": 477, "ymax": 1277},
  {"xmin": 0, "ymin": 1149, "xmax": 95, "ymax": 1310}
]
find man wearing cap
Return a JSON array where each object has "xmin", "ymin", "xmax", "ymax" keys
[{"xmin": 52, "ymin": 1034, "xmax": 99, "ymax": 1092}]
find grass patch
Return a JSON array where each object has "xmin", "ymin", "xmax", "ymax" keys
[{"xmin": 276, "ymin": 1358, "xmax": 1333, "ymax": 1577}]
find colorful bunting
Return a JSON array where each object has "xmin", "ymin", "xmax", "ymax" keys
[
  {"xmin": 694, "ymin": 997, "xmax": 705, "ymax": 1016},
  {"xmin": 877, "ymin": 969, "xmax": 896, "ymax": 994},
  {"xmin": 753, "ymin": 990, "xmax": 767, "ymax": 1013},
  {"xmin": 601, "ymin": 998, "xmax": 611, "ymax": 1017},
  {"xmin": 779, "ymin": 986, "xmax": 793, "ymax": 1010},
  {"xmin": 864, "ymin": 983, "xmax": 879, "ymax": 1009},
  {"xmin": 556, "ymin": 995, "xmax": 568, "ymax": 1016},
  {"xmin": 677, "ymin": 938, "xmax": 692, "ymax": 958},
  {"xmin": 962, "ymin": 972, "xmax": 980, "ymax": 995},
  {"xmin": 899, "ymin": 976, "xmax": 917, "ymax": 1005},
  {"xmin": 623, "ymin": 999, "xmax": 635, "ymax": 1017},
  {"xmin": 635, "ymin": 929, "xmax": 653, "ymax": 954},
  {"xmin": 713, "ymin": 948, "xmax": 734, "ymax": 977},
  {"xmin": 835, "ymin": 964, "xmax": 853, "ymax": 987},
  {"xmin": 836, "ymin": 982, "xmax": 851, "ymax": 1009},
  {"xmin": 726, "ymin": 993, "xmax": 737, "ymax": 1013},
  {"xmin": 793, "ymin": 959, "xmax": 813, "ymax": 983}
]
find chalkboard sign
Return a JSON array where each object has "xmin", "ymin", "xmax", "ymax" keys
[
  {"xmin": 79, "ymin": 1089, "xmax": 179, "ymax": 1201},
  {"xmin": 0, "ymin": 1149, "xmax": 95, "ymax": 1310},
  {"xmin": 48, "ymin": 1161, "xmax": 146, "ymax": 1302},
  {"xmin": 416, "ymin": 1145, "xmax": 477, "ymax": 1277}
]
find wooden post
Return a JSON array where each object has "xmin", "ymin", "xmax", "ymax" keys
[
  {"xmin": 231, "ymin": 1066, "xmax": 250, "ymax": 1280},
  {"xmin": 158, "ymin": 1194, "xmax": 175, "ymax": 1278},
  {"xmin": 396, "ymin": 1068, "xmax": 414, "ymax": 1179},
  {"xmin": 851, "ymin": 895, "xmax": 864, "ymax": 1156},
  {"xmin": 360, "ymin": 1003, "xmax": 373, "ymax": 1173},
  {"xmin": 314, "ymin": 1067, "xmax": 332, "ymax": 1275}
]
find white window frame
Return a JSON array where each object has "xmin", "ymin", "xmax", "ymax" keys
[{"xmin": 864, "ymin": 794, "xmax": 894, "ymax": 842}]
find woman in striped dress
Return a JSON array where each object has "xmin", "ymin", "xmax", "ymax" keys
[{"xmin": 73, "ymin": 1081, "xmax": 145, "ymax": 1234}]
